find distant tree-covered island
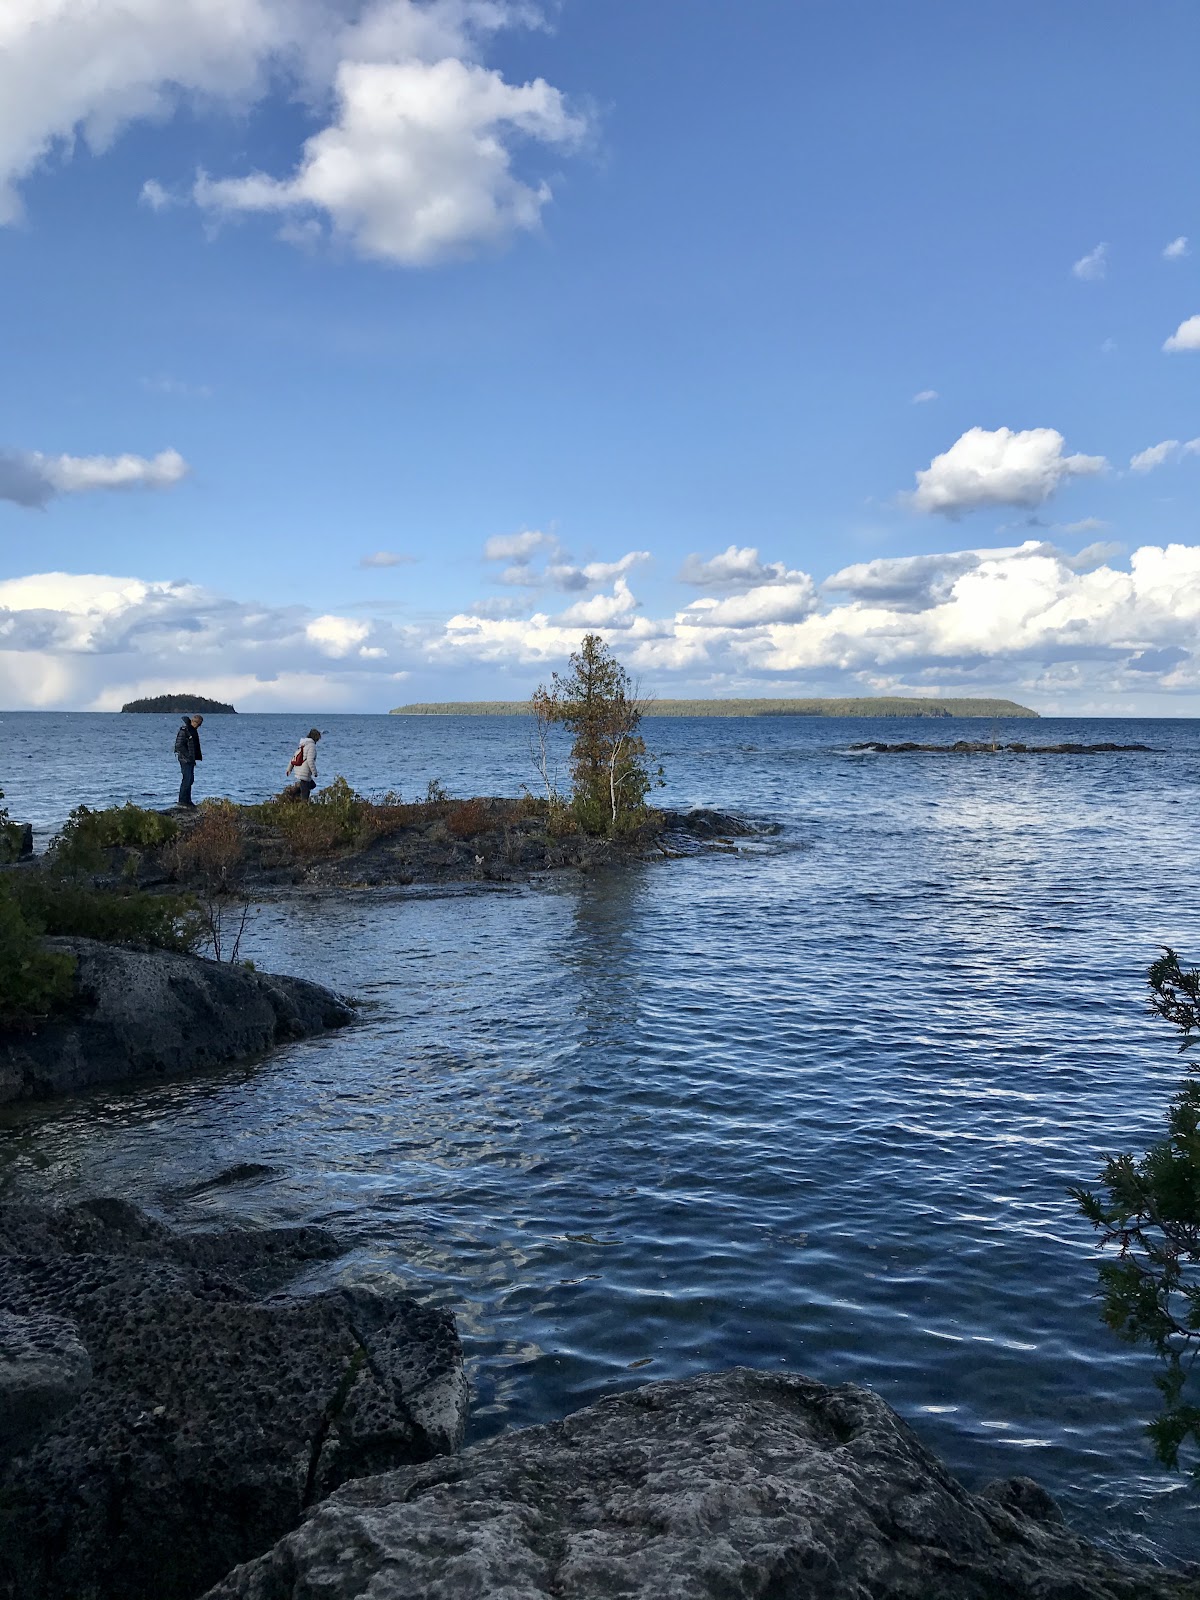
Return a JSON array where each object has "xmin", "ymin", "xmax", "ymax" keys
[
  {"xmin": 391, "ymin": 696, "xmax": 1038, "ymax": 719},
  {"xmin": 121, "ymin": 694, "xmax": 237, "ymax": 714}
]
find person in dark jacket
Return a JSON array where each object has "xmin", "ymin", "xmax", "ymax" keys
[{"xmin": 174, "ymin": 715, "xmax": 203, "ymax": 808}]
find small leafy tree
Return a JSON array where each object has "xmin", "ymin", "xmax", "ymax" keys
[
  {"xmin": 528, "ymin": 686, "xmax": 564, "ymax": 806},
  {"xmin": 167, "ymin": 800, "xmax": 251, "ymax": 962},
  {"xmin": 531, "ymin": 634, "xmax": 660, "ymax": 833},
  {"xmin": 1074, "ymin": 948, "xmax": 1200, "ymax": 1476}
]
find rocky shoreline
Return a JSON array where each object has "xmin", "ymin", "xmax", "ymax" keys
[
  {"xmin": 0, "ymin": 1198, "xmax": 466, "ymax": 1600},
  {"xmin": 3, "ymin": 1201, "xmax": 1193, "ymax": 1600},
  {"xmin": 0, "ymin": 937, "xmax": 353, "ymax": 1104},
  {"xmin": 206, "ymin": 1367, "xmax": 1198, "ymax": 1600}
]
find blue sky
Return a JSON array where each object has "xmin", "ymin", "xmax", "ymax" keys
[{"xmin": 1, "ymin": 0, "xmax": 1199, "ymax": 712}]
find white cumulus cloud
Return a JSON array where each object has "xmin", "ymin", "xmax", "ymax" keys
[
  {"xmin": 196, "ymin": 53, "xmax": 586, "ymax": 265},
  {"xmin": 556, "ymin": 576, "xmax": 639, "ymax": 627},
  {"xmin": 0, "ymin": 0, "xmax": 586, "ymax": 265},
  {"xmin": 678, "ymin": 578, "xmax": 818, "ymax": 629},
  {"xmin": 909, "ymin": 426, "xmax": 1107, "ymax": 518},
  {"xmin": 0, "ymin": 447, "xmax": 189, "ymax": 508},
  {"xmin": 1164, "ymin": 236, "xmax": 1190, "ymax": 261},
  {"xmin": 484, "ymin": 533, "xmax": 648, "ymax": 594},
  {"xmin": 678, "ymin": 545, "xmax": 804, "ymax": 588},
  {"xmin": 0, "ymin": 0, "xmax": 288, "ymax": 226},
  {"xmin": 484, "ymin": 528, "xmax": 554, "ymax": 564},
  {"xmin": 1130, "ymin": 440, "xmax": 1181, "ymax": 473},
  {"xmin": 1164, "ymin": 315, "xmax": 1200, "ymax": 353},
  {"xmin": 306, "ymin": 614, "xmax": 372, "ymax": 656},
  {"xmin": 1072, "ymin": 242, "xmax": 1108, "ymax": 280},
  {"xmin": 824, "ymin": 551, "xmax": 981, "ymax": 611}
]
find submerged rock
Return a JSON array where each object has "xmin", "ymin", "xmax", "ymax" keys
[
  {"xmin": 204, "ymin": 1368, "xmax": 1194, "ymax": 1600},
  {"xmin": 851, "ymin": 740, "xmax": 1155, "ymax": 755},
  {"xmin": 0, "ymin": 1198, "xmax": 467, "ymax": 1600},
  {"xmin": 0, "ymin": 937, "xmax": 354, "ymax": 1103}
]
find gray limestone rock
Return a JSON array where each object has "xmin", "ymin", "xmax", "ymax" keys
[
  {"xmin": 0, "ymin": 1199, "xmax": 468, "ymax": 1600},
  {"xmin": 0, "ymin": 1306, "xmax": 92, "ymax": 1457},
  {"xmin": 203, "ymin": 1368, "xmax": 1197, "ymax": 1600},
  {"xmin": 0, "ymin": 936, "xmax": 355, "ymax": 1103}
]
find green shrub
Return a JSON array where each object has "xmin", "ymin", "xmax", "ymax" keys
[
  {"xmin": 0, "ymin": 886, "xmax": 76, "ymax": 1026},
  {"xmin": 52, "ymin": 802, "xmax": 178, "ymax": 872},
  {"xmin": 0, "ymin": 788, "xmax": 27, "ymax": 863},
  {"xmin": 1075, "ymin": 948, "xmax": 1200, "ymax": 1478},
  {"xmin": 11, "ymin": 876, "xmax": 203, "ymax": 954}
]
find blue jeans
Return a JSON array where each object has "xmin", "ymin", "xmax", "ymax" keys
[{"xmin": 178, "ymin": 759, "xmax": 195, "ymax": 806}]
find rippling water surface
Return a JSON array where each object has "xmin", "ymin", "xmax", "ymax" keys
[{"xmin": 2, "ymin": 712, "xmax": 1199, "ymax": 1562}]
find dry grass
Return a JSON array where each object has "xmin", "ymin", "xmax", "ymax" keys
[
  {"xmin": 168, "ymin": 799, "xmax": 245, "ymax": 887},
  {"xmin": 446, "ymin": 797, "xmax": 490, "ymax": 839}
]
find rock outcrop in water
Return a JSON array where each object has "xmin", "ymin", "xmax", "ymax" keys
[
  {"xmin": 0, "ymin": 1198, "xmax": 468, "ymax": 1600},
  {"xmin": 852, "ymin": 740, "xmax": 1154, "ymax": 755},
  {"xmin": 203, "ymin": 1368, "xmax": 1193, "ymax": 1600},
  {"xmin": 0, "ymin": 937, "xmax": 354, "ymax": 1104}
]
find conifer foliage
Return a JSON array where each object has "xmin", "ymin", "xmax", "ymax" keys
[
  {"xmin": 531, "ymin": 634, "xmax": 660, "ymax": 833},
  {"xmin": 1074, "ymin": 948, "xmax": 1200, "ymax": 1476}
]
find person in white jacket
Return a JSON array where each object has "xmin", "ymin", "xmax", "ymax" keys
[{"xmin": 286, "ymin": 728, "xmax": 321, "ymax": 800}]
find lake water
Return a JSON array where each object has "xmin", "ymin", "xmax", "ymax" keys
[{"xmin": 2, "ymin": 711, "xmax": 1199, "ymax": 1564}]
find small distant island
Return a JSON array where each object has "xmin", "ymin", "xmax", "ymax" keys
[
  {"xmin": 391, "ymin": 696, "xmax": 1038, "ymax": 719},
  {"xmin": 121, "ymin": 694, "xmax": 237, "ymax": 714}
]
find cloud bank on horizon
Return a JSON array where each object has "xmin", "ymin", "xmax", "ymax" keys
[{"xmin": 4, "ymin": 536, "xmax": 1200, "ymax": 716}]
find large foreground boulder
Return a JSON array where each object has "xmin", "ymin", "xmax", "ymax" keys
[
  {"xmin": 204, "ymin": 1368, "xmax": 1196, "ymax": 1600},
  {"xmin": 0, "ymin": 1198, "xmax": 468, "ymax": 1600},
  {"xmin": 0, "ymin": 936, "xmax": 354, "ymax": 1102}
]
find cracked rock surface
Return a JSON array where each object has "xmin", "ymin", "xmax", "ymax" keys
[
  {"xmin": 204, "ymin": 1368, "xmax": 1198, "ymax": 1600},
  {"xmin": 0, "ymin": 1198, "xmax": 467, "ymax": 1600}
]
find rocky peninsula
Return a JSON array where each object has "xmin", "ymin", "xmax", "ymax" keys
[{"xmin": 72, "ymin": 795, "xmax": 774, "ymax": 899}]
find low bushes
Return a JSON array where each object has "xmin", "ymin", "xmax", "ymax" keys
[
  {"xmin": 10, "ymin": 876, "xmax": 203, "ymax": 955},
  {"xmin": 0, "ymin": 873, "xmax": 202, "ymax": 1029},
  {"xmin": 52, "ymin": 802, "xmax": 178, "ymax": 873},
  {"xmin": 167, "ymin": 800, "xmax": 245, "ymax": 888},
  {"xmin": 251, "ymin": 777, "xmax": 378, "ymax": 858},
  {"xmin": 0, "ymin": 885, "xmax": 76, "ymax": 1027},
  {"xmin": 446, "ymin": 797, "xmax": 490, "ymax": 839},
  {"xmin": 247, "ymin": 779, "xmax": 528, "ymax": 859},
  {"xmin": 0, "ymin": 788, "xmax": 27, "ymax": 863}
]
